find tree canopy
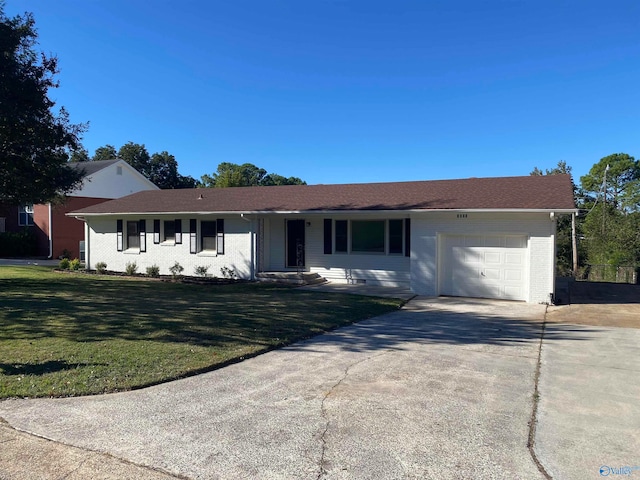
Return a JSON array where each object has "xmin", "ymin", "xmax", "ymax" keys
[
  {"xmin": 0, "ymin": 5, "xmax": 86, "ymax": 204},
  {"xmin": 534, "ymin": 154, "xmax": 640, "ymax": 277},
  {"xmin": 200, "ymin": 162, "xmax": 306, "ymax": 188},
  {"xmin": 579, "ymin": 153, "xmax": 639, "ymax": 213}
]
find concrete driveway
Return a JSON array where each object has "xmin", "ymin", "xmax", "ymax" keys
[
  {"xmin": 535, "ymin": 281, "xmax": 640, "ymax": 480},
  {"xmin": 0, "ymin": 297, "xmax": 550, "ymax": 480},
  {"xmin": 2, "ymin": 289, "xmax": 637, "ymax": 480}
]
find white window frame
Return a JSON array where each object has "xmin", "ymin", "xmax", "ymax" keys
[{"xmin": 18, "ymin": 205, "xmax": 34, "ymax": 226}]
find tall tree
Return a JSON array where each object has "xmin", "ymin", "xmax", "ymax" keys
[
  {"xmin": 580, "ymin": 153, "xmax": 639, "ymax": 212},
  {"xmin": 201, "ymin": 162, "xmax": 306, "ymax": 188},
  {"xmin": 578, "ymin": 153, "xmax": 640, "ymax": 271},
  {"xmin": 530, "ymin": 160, "xmax": 572, "ymax": 177},
  {"xmin": 0, "ymin": 5, "xmax": 86, "ymax": 204},
  {"xmin": 148, "ymin": 151, "xmax": 198, "ymax": 189},
  {"xmin": 118, "ymin": 142, "xmax": 151, "ymax": 177},
  {"xmin": 69, "ymin": 145, "xmax": 90, "ymax": 162},
  {"xmin": 261, "ymin": 173, "xmax": 306, "ymax": 186},
  {"xmin": 92, "ymin": 144, "xmax": 117, "ymax": 161}
]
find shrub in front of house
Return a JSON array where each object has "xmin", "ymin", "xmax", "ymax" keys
[
  {"xmin": 146, "ymin": 265, "xmax": 160, "ymax": 277},
  {"xmin": 194, "ymin": 265, "xmax": 209, "ymax": 277},
  {"xmin": 58, "ymin": 258, "xmax": 70, "ymax": 270},
  {"xmin": 125, "ymin": 261, "xmax": 138, "ymax": 276},
  {"xmin": 220, "ymin": 266, "xmax": 237, "ymax": 279},
  {"xmin": 95, "ymin": 262, "xmax": 107, "ymax": 274},
  {"xmin": 169, "ymin": 261, "xmax": 184, "ymax": 279},
  {"xmin": 69, "ymin": 258, "xmax": 81, "ymax": 271}
]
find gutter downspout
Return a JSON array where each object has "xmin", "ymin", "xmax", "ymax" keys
[
  {"xmin": 48, "ymin": 203, "xmax": 53, "ymax": 259},
  {"xmin": 240, "ymin": 214, "xmax": 255, "ymax": 280}
]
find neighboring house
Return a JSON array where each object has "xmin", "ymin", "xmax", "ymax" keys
[
  {"xmin": 1, "ymin": 160, "xmax": 158, "ymax": 259},
  {"xmin": 68, "ymin": 175, "xmax": 576, "ymax": 303}
]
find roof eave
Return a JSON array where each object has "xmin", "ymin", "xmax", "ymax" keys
[{"xmin": 67, "ymin": 207, "xmax": 578, "ymax": 218}]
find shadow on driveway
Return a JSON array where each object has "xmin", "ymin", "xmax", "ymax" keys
[{"xmin": 288, "ymin": 297, "xmax": 597, "ymax": 354}]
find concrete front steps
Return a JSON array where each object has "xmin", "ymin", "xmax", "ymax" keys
[{"xmin": 256, "ymin": 272, "xmax": 327, "ymax": 286}]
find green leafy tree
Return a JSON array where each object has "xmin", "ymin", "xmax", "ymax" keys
[
  {"xmin": 69, "ymin": 145, "xmax": 90, "ymax": 162},
  {"xmin": 118, "ymin": 142, "xmax": 151, "ymax": 177},
  {"xmin": 530, "ymin": 160, "xmax": 572, "ymax": 176},
  {"xmin": 0, "ymin": 5, "xmax": 86, "ymax": 204},
  {"xmin": 92, "ymin": 144, "xmax": 117, "ymax": 161},
  {"xmin": 579, "ymin": 153, "xmax": 640, "ymax": 270},
  {"xmin": 580, "ymin": 153, "xmax": 639, "ymax": 212},
  {"xmin": 261, "ymin": 173, "xmax": 306, "ymax": 186},
  {"xmin": 149, "ymin": 151, "xmax": 198, "ymax": 189},
  {"xmin": 201, "ymin": 162, "xmax": 306, "ymax": 188}
]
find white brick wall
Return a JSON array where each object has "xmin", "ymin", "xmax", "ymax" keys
[
  {"xmin": 85, "ymin": 215, "xmax": 253, "ymax": 279},
  {"xmin": 410, "ymin": 211, "xmax": 556, "ymax": 303},
  {"xmin": 84, "ymin": 210, "xmax": 557, "ymax": 302}
]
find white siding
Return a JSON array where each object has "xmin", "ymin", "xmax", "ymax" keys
[
  {"xmin": 85, "ymin": 215, "xmax": 253, "ymax": 278},
  {"xmin": 71, "ymin": 161, "xmax": 158, "ymax": 199},
  {"xmin": 263, "ymin": 214, "xmax": 411, "ymax": 288},
  {"xmin": 410, "ymin": 212, "xmax": 556, "ymax": 303}
]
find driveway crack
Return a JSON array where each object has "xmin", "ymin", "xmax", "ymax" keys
[
  {"xmin": 527, "ymin": 307, "xmax": 552, "ymax": 479},
  {"xmin": 316, "ymin": 352, "xmax": 388, "ymax": 480}
]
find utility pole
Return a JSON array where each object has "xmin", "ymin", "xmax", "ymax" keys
[
  {"xmin": 572, "ymin": 212, "xmax": 578, "ymax": 277},
  {"xmin": 602, "ymin": 164, "xmax": 609, "ymax": 235}
]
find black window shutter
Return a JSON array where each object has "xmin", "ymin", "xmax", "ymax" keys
[
  {"xmin": 153, "ymin": 219, "xmax": 160, "ymax": 244},
  {"xmin": 404, "ymin": 218, "xmax": 411, "ymax": 257},
  {"xmin": 139, "ymin": 219, "xmax": 146, "ymax": 252},
  {"xmin": 323, "ymin": 219, "xmax": 332, "ymax": 254},
  {"xmin": 175, "ymin": 219, "xmax": 182, "ymax": 244},
  {"xmin": 189, "ymin": 219, "xmax": 197, "ymax": 254},
  {"xmin": 116, "ymin": 219, "xmax": 123, "ymax": 251},
  {"xmin": 216, "ymin": 219, "xmax": 225, "ymax": 255}
]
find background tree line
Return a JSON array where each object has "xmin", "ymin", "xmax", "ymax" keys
[
  {"xmin": 72, "ymin": 143, "xmax": 306, "ymax": 190},
  {"xmin": 532, "ymin": 154, "xmax": 640, "ymax": 277}
]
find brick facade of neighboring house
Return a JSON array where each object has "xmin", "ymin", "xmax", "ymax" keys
[{"xmin": 1, "ymin": 160, "xmax": 158, "ymax": 259}]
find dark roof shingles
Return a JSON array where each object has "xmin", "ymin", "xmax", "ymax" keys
[{"xmin": 70, "ymin": 175, "xmax": 576, "ymax": 215}]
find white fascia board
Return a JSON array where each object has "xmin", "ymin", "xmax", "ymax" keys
[{"xmin": 68, "ymin": 207, "xmax": 578, "ymax": 218}]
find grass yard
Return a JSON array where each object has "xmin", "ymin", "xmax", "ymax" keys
[{"xmin": 0, "ymin": 267, "xmax": 403, "ymax": 399}]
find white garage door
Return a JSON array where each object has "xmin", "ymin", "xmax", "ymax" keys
[{"xmin": 441, "ymin": 235, "xmax": 528, "ymax": 301}]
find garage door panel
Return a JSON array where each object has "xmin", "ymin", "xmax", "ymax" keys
[
  {"xmin": 484, "ymin": 252, "xmax": 501, "ymax": 264},
  {"xmin": 484, "ymin": 268, "xmax": 501, "ymax": 280},
  {"xmin": 504, "ymin": 269, "xmax": 523, "ymax": 281},
  {"xmin": 442, "ymin": 235, "xmax": 528, "ymax": 301},
  {"xmin": 505, "ymin": 252, "xmax": 524, "ymax": 265}
]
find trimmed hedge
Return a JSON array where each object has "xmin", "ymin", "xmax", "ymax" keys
[{"xmin": 0, "ymin": 230, "xmax": 37, "ymax": 257}]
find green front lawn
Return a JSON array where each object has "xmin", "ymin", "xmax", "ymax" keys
[{"xmin": 0, "ymin": 267, "xmax": 403, "ymax": 398}]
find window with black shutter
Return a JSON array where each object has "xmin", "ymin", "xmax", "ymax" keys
[
  {"xmin": 216, "ymin": 219, "xmax": 225, "ymax": 255},
  {"xmin": 153, "ymin": 220, "xmax": 160, "ymax": 244},
  {"xmin": 139, "ymin": 219, "xmax": 146, "ymax": 252},
  {"xmin": 324, "ymin": 219, "xmax": 332, "ymax": 254},
  {"xmin": 189, "ymin": 219, "xmax": 197, "ymax": 254},
  {"xmin": 117, "ymin": 219, "xmax": 123, "ymax": 251}
]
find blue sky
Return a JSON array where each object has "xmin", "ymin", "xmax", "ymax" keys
[{"xmin": 6, "ymin": 0, "xmax": 639, "ymax": 185}]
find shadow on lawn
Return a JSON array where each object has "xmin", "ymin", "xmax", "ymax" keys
[
  {"xmin": 0, "ymin": 360, "xmax": 103, "ymax": 376},
  {"xmin": 1, "ymin": 273, "xmax": 597, "ymax": 353},
  {"xmin": 0, "ymin": 274, "xmax": 398, "ymax": 348}
]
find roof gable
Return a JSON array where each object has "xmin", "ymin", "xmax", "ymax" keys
[{"xmin": 69, "ymin": 174, "xmax": 576, "ymax": 216}]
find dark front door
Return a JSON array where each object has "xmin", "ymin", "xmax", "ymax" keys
[{"xmin": 286, "ymin": 219, "xmax": 305, "ymax": 268}]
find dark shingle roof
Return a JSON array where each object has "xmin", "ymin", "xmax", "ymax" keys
[
  {"xmin": 70, "ymin": 174, "xmax": 576, "ymax": 216},
  {"xmin": 68, "ymin": 159, "xmax": 120, "ymax": 177}
]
